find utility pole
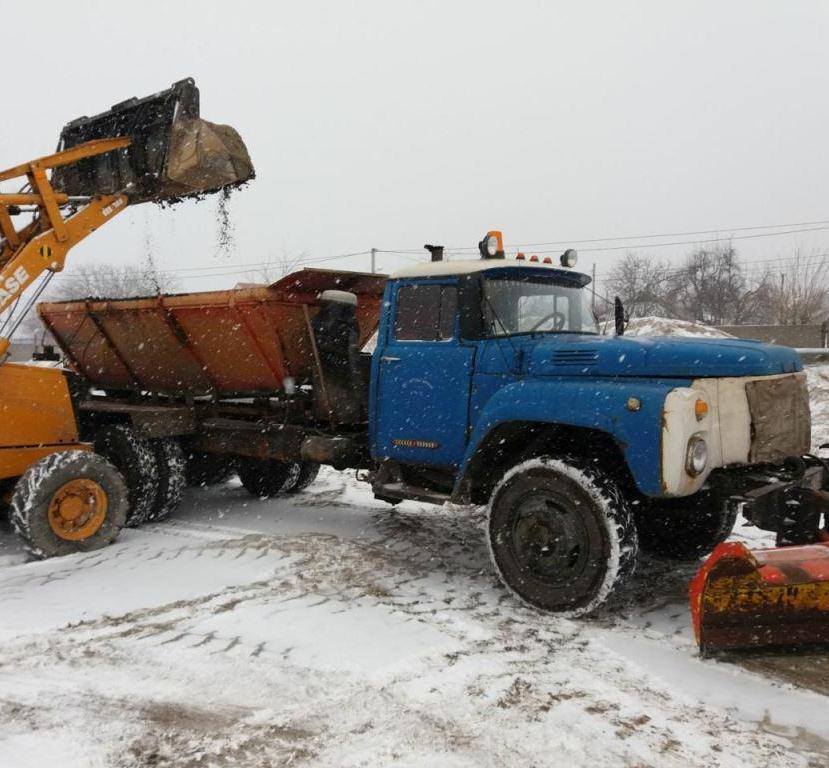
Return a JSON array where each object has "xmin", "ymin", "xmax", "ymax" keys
[
  {"xmin": 591, "ymin": 263, "xmax": 597, "ymax": 313},
  {"xmin": 371, "ymin": 248, "xmax": 377, "ymax": 274},
  {"xmin": 780, "ymin": 272, "xmax": 785, "ymax": 323}
]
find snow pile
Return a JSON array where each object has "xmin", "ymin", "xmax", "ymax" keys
[
  {"xmin": 623, "ymin": 316, "xmax": 734, "ymax": 338},
  {"xmin": 807, "ymin": 363, "xmax": 829, "ymax": 450}
]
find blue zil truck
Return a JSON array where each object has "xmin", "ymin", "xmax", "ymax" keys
[{"xmin": 36, "ymin": 230, "xmax": 825, "ymax": 617}]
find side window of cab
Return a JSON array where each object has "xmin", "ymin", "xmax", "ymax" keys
[{"xmin": 394, "ymin": 283, "xmax": 457, "ymax": 342}]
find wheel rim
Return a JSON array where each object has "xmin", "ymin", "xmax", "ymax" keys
[
  {"xmin": 510, "ymin": 491, "xmax": 592, "ymax": 587},
  {"xmin": 48, "ymin": 479, "xmax": 108, "ymax": 541}
]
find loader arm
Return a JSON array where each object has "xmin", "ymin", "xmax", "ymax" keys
[{"xmin": 0, "ymin": 138, "xmax": 132, "ymax": 356}]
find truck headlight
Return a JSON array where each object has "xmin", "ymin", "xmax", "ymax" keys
[{"xmin": 685, "ymin": 434, "xmax": 708, "ymax": 476}]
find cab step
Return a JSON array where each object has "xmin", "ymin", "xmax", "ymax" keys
[{"xmin": 372, "ymin": 481, "xmax": 451, "ymax": 506}]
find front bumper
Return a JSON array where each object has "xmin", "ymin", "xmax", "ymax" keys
[{"xmin": 715, "ymin": 458, "xmax": 829, "ymax": 545}]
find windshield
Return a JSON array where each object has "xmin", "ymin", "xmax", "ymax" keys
[{"xmin": 482, "ymin": 276, "xmax": 598, "ymax": 336}]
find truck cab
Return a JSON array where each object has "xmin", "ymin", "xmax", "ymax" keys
[{"xmin": 369, "ymin": 232, "xmax": 815, "ymax": 613}]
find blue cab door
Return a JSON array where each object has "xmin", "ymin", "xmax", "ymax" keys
[{"xmin": 374, "ymin": 279, "xmax": 475, "ymax": 469}]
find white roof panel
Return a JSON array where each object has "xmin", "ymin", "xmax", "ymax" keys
[{"xmin": 390, "ymin": 259, "xmax": 585, "ymax": 280}]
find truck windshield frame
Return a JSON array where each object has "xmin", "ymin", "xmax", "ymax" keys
[{"xmin": 481, "ymin": 274, "xmax": 598, "ymax": 338}]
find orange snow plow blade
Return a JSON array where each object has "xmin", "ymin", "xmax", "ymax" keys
[{"xmin": 690, "ymin": 539, "xmax": 829, "ymax": 653}]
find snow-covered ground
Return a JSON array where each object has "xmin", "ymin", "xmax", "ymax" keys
[
  {"xmin": 807, "ymin": 364, "xmax": 829, "ymax": 450},
  {"xmin": 1, "ymin": 471, "xmax": 828, "ymax": 768}
]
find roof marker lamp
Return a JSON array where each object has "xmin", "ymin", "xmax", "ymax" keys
[
  {"xmin": 560, "ymin": 248, "xmax": 578, "ymax": 268},
  {"xmin": 479, "ymin": 230, "xmax": 505, "ymax": 260}
]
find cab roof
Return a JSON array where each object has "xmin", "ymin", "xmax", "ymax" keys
[{"xmin": 390, "ymin": 259, "xmax": 591, "ymax": 285}]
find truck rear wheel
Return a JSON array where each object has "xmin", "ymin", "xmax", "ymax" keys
[
  {"xmin": 633, "ymin": 491, "xmax": 738, "ymax": 561},
  {"xmin": 149, "ymin": 438, "xmax": 186, "ymax": 521},
  {"xmin": 9, "ymin": 451, "xmax": 128, "ymax": 559},
  {"xmin": 282, "ymin": 461, "xmax": 321, "ymax": 493},
  {"xmin": 238, "ymin": 458, "xmax": 293, "ymax": 498},
  {"xmin": 94, "ymin": 425, "xmax": 158, "ymax": 526},
  {"xmin": 185, "ymin": 451, "xmax": 236, "ymax": 487},
  {"xmin": 488, "ymin": 457, "xmax": 638, "ymax": 614}
]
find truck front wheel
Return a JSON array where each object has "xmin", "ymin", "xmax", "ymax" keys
[
  {"xmin": 488, "ymin": 457, "xmax": 638, "ymax": 614},
  {"xmin": 633, "ymin": 491, "xmax": 738, "ymax": 561},
  {"xmin": 10, "ymin": 451, "xmax": 128, "ymax": 559}
]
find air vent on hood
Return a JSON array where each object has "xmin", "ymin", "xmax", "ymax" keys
[{"xmin": 552, "ymin": 349, "xmax": 600, "ymax": 365}]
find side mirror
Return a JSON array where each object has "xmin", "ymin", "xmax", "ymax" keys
[{"xmin": 614, "ymin": 297, "xmax": 625, "ymax": 336}]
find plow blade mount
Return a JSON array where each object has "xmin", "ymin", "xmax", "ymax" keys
[
  {"xmin": 690, "ymin": 540, "xmax": 829, "ymax": 652},
  {"xmin": 52, "ymin": 78, "xmax": 254, "ymax": 204}
]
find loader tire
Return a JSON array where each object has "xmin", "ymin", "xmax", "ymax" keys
[
  {"xmin": 185, "ymin": 452, "xmax": 236, "ymax": 487},
  {"xmin": 282, "ymin": 461, "xmax": 321, "ymax": 493},
  {"xmin": 238, "ymin": 458, "xmax": 293, "ymax": 498},
  {"xmin": 488, "ymin": 456, "xmax": 638, "ymax": 614},
  {"xmin": 94, "ymin": 425, "xmax": 158, "ymax": 526},
  {"xmin": 633, "ymin": 490, "xmax": 738, "ymax": 561},
  {"xmin": 9, "ymin": 450, "xmax": 128, "ymax": 559},
  {"xmin": 149, "ymin": 438, "xmax": 186, "ymax": 521}
]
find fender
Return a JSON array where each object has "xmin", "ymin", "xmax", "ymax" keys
[{"xmin": 458, "ymin": 377, "xmax": 690, "ymax": 497}]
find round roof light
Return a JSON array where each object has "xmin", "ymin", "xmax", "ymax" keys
[
  {"xmin": 560, "ymin": 248, "xmax": 578, "ymax": 268},
  {"xmin": 478, "ymin": 230, "xmax": 505, "ymax": 259}
]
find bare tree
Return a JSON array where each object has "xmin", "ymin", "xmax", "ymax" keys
[
  {"xmin": 768, "ymin": 250, "xmax": 829, "ymax": 325},
  {"xmin": 667, "ymin": 243, "xmax": 746, "ymax": 325},
  {"xmin": 255, "ymin": 250, "xmax": 310, "ymax": 284},
  {"xmin": 47, "ymin": 261, "xmax": 180, "ymax": 302},
  {"xmin": 605, "ymin": 253, "xmax": 672, "ymax": 318},
  {"xmin": 4, "ymin": 257, "xmax": 180, "ymax": 345}
]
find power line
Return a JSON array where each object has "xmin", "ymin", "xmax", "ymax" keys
[
  {"xmin": 39, "ymin": 216, "xmax": 829, "ymax": 283},
  {"xmin": 51, "ymin": 249, "xmax": 372, "ymax": 281},
  {"xmin": 440, "ymin": 218, "xmax": 829, "ymax": 251},
  {"xmin": 376, "ymin": 222, "xmax": 829, "ymax": 261},
  {"xmin": 533, "ymin": 225, "xmax": 829, "ymax": 255}
]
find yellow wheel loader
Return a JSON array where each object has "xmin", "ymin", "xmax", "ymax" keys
[{"xmin": 0, "ymin": 79, "xmax": 252, "ymax": 557}]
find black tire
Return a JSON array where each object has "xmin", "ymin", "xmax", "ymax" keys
[
  {"xmin": 149, "ymin": 438, "xmax": 186, "ymax": 521},
  {"xmin": 238, "ymin": 458, "xmax": 293, "ymax": 498},
  {"xmin": 93, "ymin": 425, "xmax": 158, "ymax": 526},
  {"xmin": 9, "ymin": 450, "xmax": 128, "ymax": 559},
  {"xmin": 488, "ymin": 456, "xmax": 638, "ymax": 614},
  {"xmin": 633, "ymin": 490, "xmax": 738, "ymax": 561},
  {"xmin": 185, "ymin": 451, "xmax": 236, "ymax": 487},
  {"xmin": 282, "ymin": 461, "xmax": 321, "ymax": 494}
]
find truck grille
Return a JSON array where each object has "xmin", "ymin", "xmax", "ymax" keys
[{"xmin": 745, "ymin": 374, "xmax": 811, "ymax": 463}]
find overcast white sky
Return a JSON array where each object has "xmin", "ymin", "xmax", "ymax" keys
[{"xmin": 2, "ymin": 0, "xmax": 829, "ymax": 291}]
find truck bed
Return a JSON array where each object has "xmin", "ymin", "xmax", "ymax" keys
[{"xmin": 39, "ymin": 268, "xmax": 385, "ymax": 398}]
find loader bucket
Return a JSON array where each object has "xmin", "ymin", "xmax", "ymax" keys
[
  {"xmin": 690, "ymin": 540, "xmax": 829, "ymax": 653},
  {"xmin": 52, "ymin": 78, "xmax": 254, "ymax": 204}
]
